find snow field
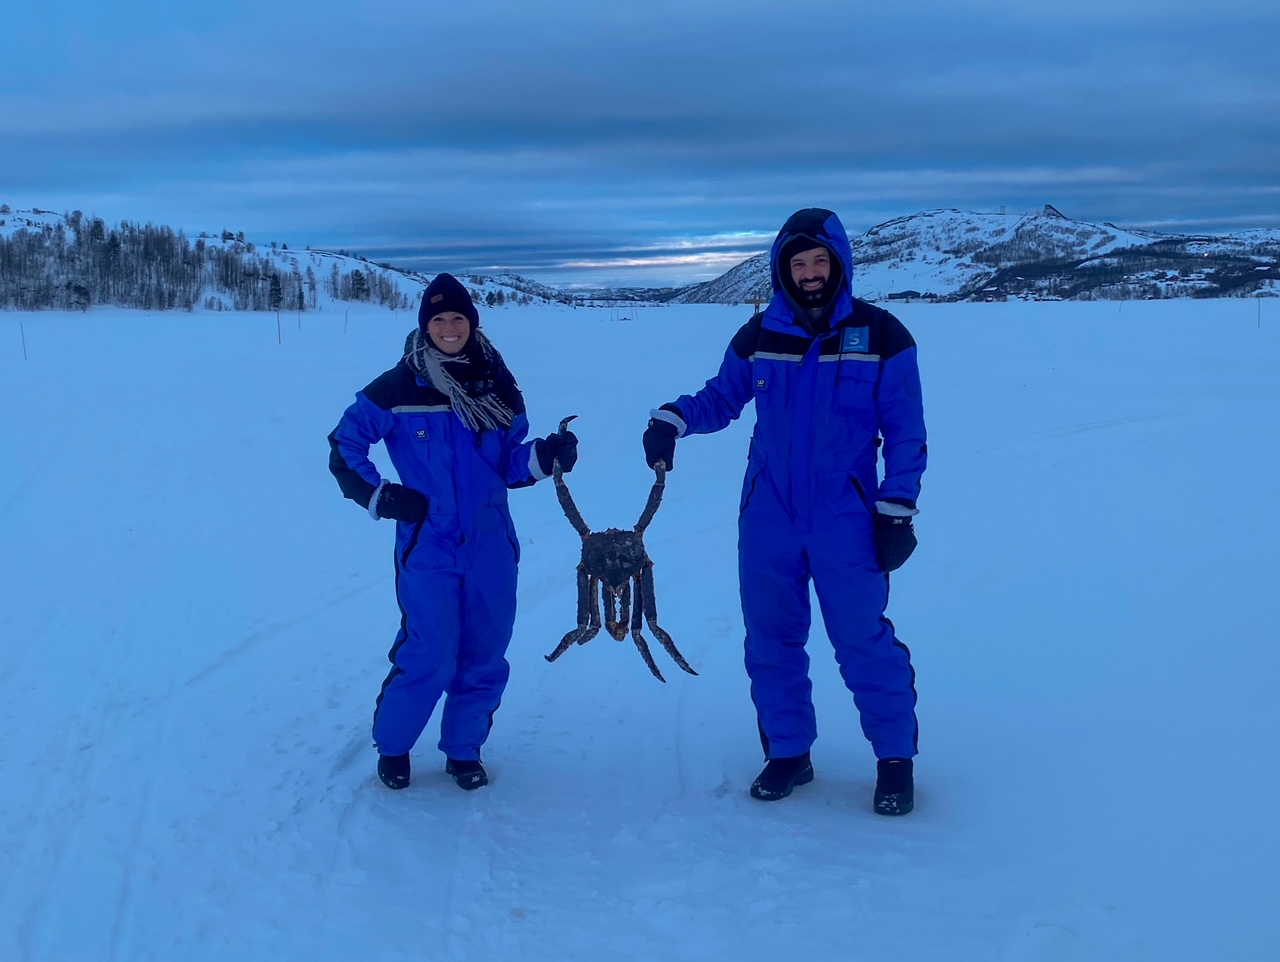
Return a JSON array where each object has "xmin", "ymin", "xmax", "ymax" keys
[{"xmin": 1, "ymin": 300, "xmax": 1278, "ymax": 961}]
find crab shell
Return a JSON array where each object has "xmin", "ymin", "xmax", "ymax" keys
[{"xmin": 581, "ymin": 528, "xmax": 648, "ymax": 592}]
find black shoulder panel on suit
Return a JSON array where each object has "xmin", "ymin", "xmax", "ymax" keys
[
  {"xmin": 360, "ymin": 364, "xmax": 418, "ymax": 410},
  {"xmin": 729, "ymin": 312, "xmax": 765, "ymax": 360},
  {"xmin": 852, "ymin": 299, "xmax": 916, "ymax": 360}
]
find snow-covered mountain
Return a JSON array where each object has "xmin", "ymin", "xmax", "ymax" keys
[
  {"xmin": 673, "ymin": 206, "xmax": 1280, "ymax": 304},
  {"xmin": 7, "ymin": 203, "xmax": 1278, "ymax": 311}
]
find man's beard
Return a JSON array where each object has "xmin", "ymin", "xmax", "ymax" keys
[{"xmin": 797, "ymin": 278, "xmax": 829, "ymax": 307}]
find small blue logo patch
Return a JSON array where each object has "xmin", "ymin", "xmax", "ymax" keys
[
  {"xmin": 755, "ymin": 378, "xmax": 767, "ymax": 389},
  {"xmin": 841, "ymin": 326, "xmax": 870, "ymax": 354},
  {"xmin": 415, "ymin": 429, "xmax": 427, "ymax": 440}
]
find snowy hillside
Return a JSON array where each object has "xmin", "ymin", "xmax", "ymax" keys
[
  {"xmin": 853, "ymin": 205, "xmax": 1157, "ymax": 300},
  {"xmin": 0, "ymin": 205, "xmax": 64, "ymax": 237},
  {"xmin": 8, "ymin": 203, "xmax": 1277, "ymax": 311},
  {"xmin": 667, "ymin": 250, "xmax": 776, "ymax": 305},
  {"xmin": 469, "ymin": 272, "xmax": 575, "ymax": 305},
  {"xmin": 2, "ymin": 301, "xmax": 1278, "ymax": 960},
  {"xmin": 0, "ymin": 207, "xmax": 568, "ymax": 312},
  {"xmin": 674, "ymin": 206, "xmax": 1280, "ymax": 304}
]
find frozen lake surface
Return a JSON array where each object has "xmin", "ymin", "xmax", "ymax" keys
[{"xmin": 1, "ymin": 299, "xmax": 1277, "ymax": 961}]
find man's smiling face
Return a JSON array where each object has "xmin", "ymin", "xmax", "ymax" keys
[{"xmin": 789, "ymin": 246, "xmax": 832, "ymax": 301}]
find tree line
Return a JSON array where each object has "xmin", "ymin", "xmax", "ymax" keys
[{"xmin": 0, "ymin": 212, "xmax": 413, "ymax": 312}]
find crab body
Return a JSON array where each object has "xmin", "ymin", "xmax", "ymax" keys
[{"xmin": 584, "ymin": 528, "xmax": 646, "ymax": 589}]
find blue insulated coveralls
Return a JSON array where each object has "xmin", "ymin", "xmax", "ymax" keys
[
  {"xmin": 670, "ymin": 209, "xmax": 927, "ymax": 761},
  {"xmin": 328, "ymin": 359, "xmax": 541, "ymax": 760}
]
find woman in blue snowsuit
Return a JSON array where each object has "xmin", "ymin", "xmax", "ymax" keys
[
  {"xmin": 642, "ymin": 209, "xmax": 927, "ymax": 815},
  {"xmin": 328, "ymin": 274, "xmax": 577, "ymax": 791}
]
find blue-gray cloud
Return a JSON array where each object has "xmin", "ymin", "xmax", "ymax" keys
[{"xmin": 3, "ymin": 1, "xmax": 1278, "ymax": 286}]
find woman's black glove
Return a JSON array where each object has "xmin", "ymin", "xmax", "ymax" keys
[
  {"xmin": 536, "ymin": 429, "xmax": 579, "ymax": 476},
  {"xmin": 874, "ymin": 512, "xmax": 917, "ymax": 572},
  {"xmin": 376, "ymin": 483, "xmax": 428, "ymax": 523}
]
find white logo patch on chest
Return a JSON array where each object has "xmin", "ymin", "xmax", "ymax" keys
[{"xmin": 841, "ymin": 326, "xmax": 871, "ymax": 354}]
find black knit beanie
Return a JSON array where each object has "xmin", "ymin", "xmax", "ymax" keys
[
  {"xmin": 779, "ymin": 234, "xmax": 833, "ymax": 270},
  {"xmin": 419, "ymin": 272, "xmax": 480, "ymax": 331}
]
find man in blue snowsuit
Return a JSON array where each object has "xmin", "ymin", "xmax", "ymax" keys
[
  {"xmin": 643, "ymin": 209, "xmax": 926, "ymax": 815},
  {"xmin": 329, "ymin": 273, "xmax": 577, "ymax": 791}
]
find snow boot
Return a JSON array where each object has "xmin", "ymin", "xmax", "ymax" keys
[
  {"xmin": 874, "ymin": 758, "xmax": 914, "ymax": 816},
  {"xmin": 445, "ymin": 758, "xmax": 489, "ymax": 791},
  {"xmin": 750, "ymin": 752, "xmax": 814, "ymax": 801},
  {"xmin": 377, "ymin": 752, "xmax": 411, "ymax": 790}
]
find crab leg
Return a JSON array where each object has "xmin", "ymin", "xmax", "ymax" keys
[
  {"xmin": 553, "ymin": 469, "xmax": 591, "ymax": 539},
  {"xmin": 631, "ymin": 575, "xmax": 644, "ymax": 633},
  {"xmin": 629, "ymin": 573, "xmax": 666, "ymax": 682},
  {"xmin": 634, "ymin": 463, "xmax": 667, "ymax": 535},
  {"xmin": 545, "ymin": 570, "xmax": 601, "ymax": 662},
  {"xmin": 642, "ymin": 562, "xmax": 697, "ymax": 676},
  {"xmin": 630, "ymin": 636, "xmax": 666, "ymax": 682},
  {"xmin": 553, "ymin": 416, "xmax": 590, "ymax": 538},
  {"xmin": 578, "ymin": 575, "xmax": 602, "ymax": 644}
]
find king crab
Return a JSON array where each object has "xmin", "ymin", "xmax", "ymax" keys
[{"xmin": 545, "ymin": 416, "xmax": 697, "ymax": 682}]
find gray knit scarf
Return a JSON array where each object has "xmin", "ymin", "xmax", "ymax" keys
[{"xmin": 402, "ymin": 328, "xmax": 516, "ymax": 433}]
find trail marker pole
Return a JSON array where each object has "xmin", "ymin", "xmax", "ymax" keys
[
  {"xmin": 344, "ymin": 309, "xmax": 349, "ymax": 334},
  {"xmin": 20, "ymin": 320, "xmax": 28, "ymax": 361},
  {"xmin": 276, "ymin": 310, "xmax": 282, "ymax": 345}
]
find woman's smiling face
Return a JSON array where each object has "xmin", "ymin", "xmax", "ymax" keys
[{"xmin": 426, "ymin": 311, "xmax": 471, "ymax": 354}]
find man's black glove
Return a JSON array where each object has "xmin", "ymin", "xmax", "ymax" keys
[
  {"xmin": 643, "ymin": 420, "xmax": 677, "ymax": 470},
  {"xmin": 643, "ymin": 406, "xmax": 683, "ymax": 470},
  {"xmin": 375, "ymin": 483, "xmax": 428, "ymax": 523},
  {"xmin": 874, "ymin": 512, "xmax": 917, "ymax": 573},
  {"xmin": 536, "ymin": 429, "xmax": 579, "ymax": 476}
]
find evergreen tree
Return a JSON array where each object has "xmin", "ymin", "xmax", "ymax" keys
[{"xmin": 350, "ymin": 269, "xmax": 369, "ymax": 300}]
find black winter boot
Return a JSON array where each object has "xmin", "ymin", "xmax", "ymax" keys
[
  {"xmin": 445, "ymin": 758, "xmax": 489, "ymax": 791},
  {"xmin": 750, "ymin": 752, "xmax": 814, "ymax": 801},
  {"xmin": 377, "ymin": 752, "xmax": 411, "ymax": 790},
  {"xmin": 874, "ymin": 758, "xmax": 914, "ymax": 815}
]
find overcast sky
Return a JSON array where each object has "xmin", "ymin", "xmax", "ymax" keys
[{"xmin": 3, "ymin": 0, "xmax": 1278, "ymax": 286}]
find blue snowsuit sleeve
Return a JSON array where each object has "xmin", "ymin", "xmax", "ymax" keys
[
  {"xmin": 498, "ymin": 411, "xmax": 540, "ymax": 488},
  {"xmin": 875, "ymin": 345, "xmax": 927, "ymax": 506},
  {"xmin": 328, "ymin": 391, "xmax": 395, "ymax": 510},
  {"xmin": 671, "ymin": 320, "xmax": 757, "ymax": 435}
]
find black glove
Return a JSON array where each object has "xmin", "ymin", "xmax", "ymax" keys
[
  {"xmin": 536, "ymin": 429, "xmax": 579, "ymax": 476},
  {"xmin": 375, "ymin": 483, "xmax": 428, "ymax": 523},
  {"xmin": 643, "ymin": 406, "xmax": 682, "ymax": 470},
  {"xmin": 874, "ymin": 512, "xmax": 917, "ymax": 573}
]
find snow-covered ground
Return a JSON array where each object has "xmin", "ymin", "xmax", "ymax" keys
[{"xmin": 1, "ymin": 301, "xmax": 1278, "ymax": 961}]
